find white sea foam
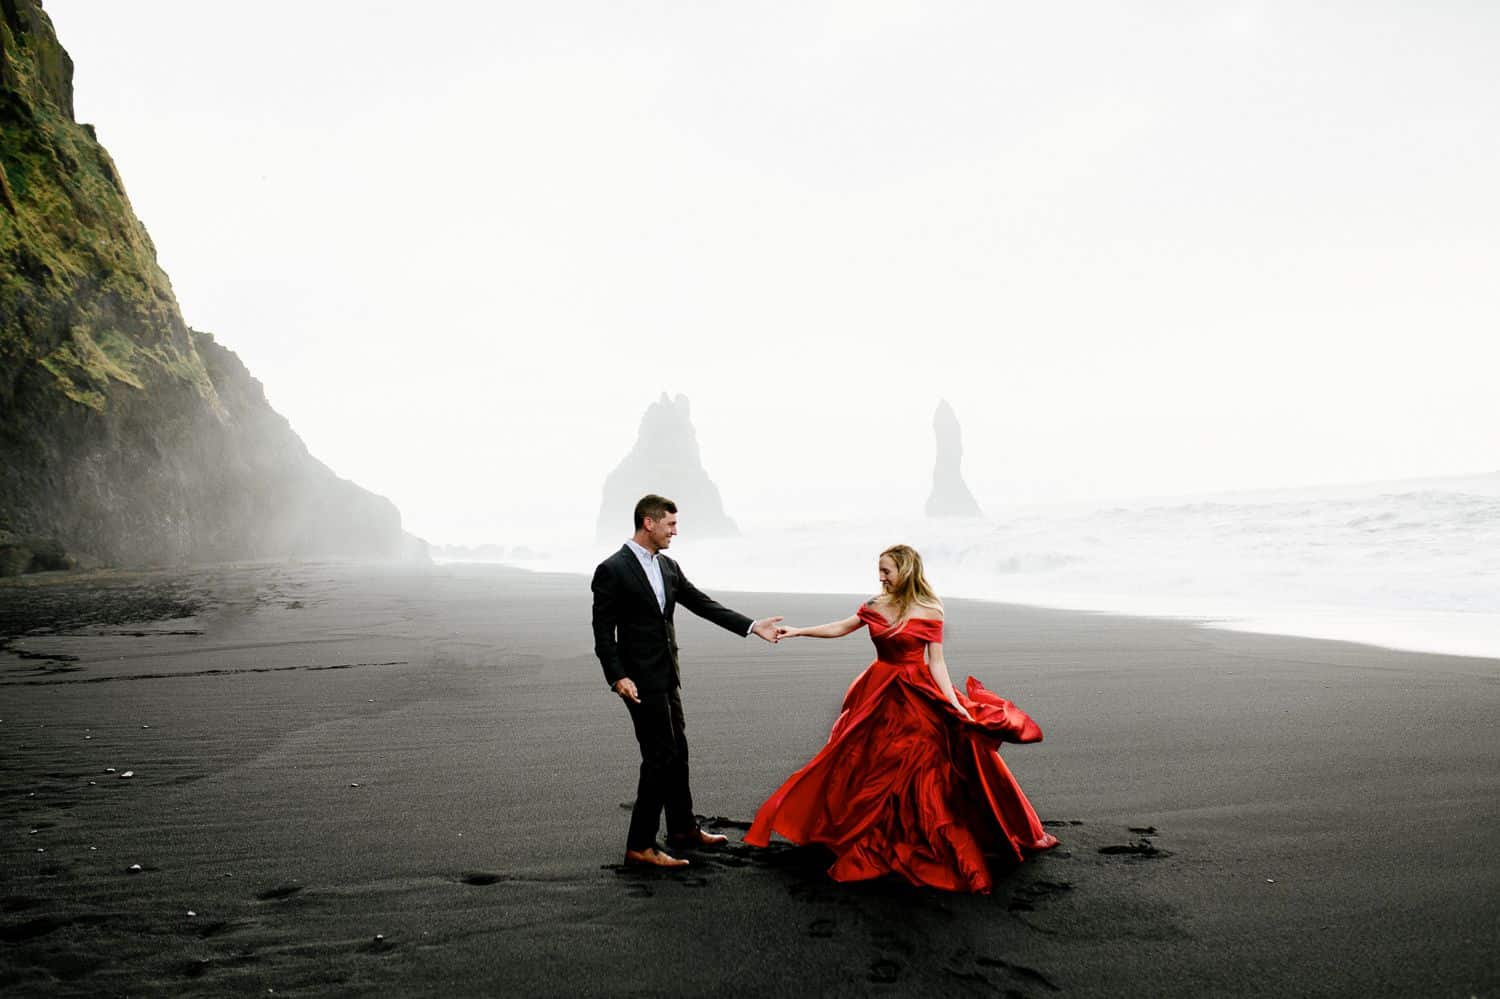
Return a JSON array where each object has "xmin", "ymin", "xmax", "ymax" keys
[{"xmin": 450, "ymin": 473, "xmax": 1500, "ymax": 662}]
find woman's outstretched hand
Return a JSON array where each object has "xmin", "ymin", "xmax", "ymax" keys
[{"xmin": 776, "ymin": 625, "xmax": 801, "ymax": 640}]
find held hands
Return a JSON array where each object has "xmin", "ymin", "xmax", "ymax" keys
[
  {"xmin": 750, "ymin": 616, "xmax": 785, "ymax": 644},
  {"xmin": 775, "ymin": 625, "xmax": 800, "ymax": 640}
]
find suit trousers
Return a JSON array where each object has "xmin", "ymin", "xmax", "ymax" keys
[{"xmin": 623, "ymin": 686, "xmax": 695, "ymax": 850}]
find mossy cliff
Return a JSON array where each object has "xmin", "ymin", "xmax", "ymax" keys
[{"xmin": 0, "ymin": 1, "xmax": 425, "ymax": 573}]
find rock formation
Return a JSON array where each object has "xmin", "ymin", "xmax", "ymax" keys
[
  {"xmin": 596, "ymin": 394, "xmax": 737, "ymax": 540},
  {"xmin": 0, "ymin": 2, "xmax": 425, "ymax": 574},
  {"xmin": 925, "ymin": 399, "xmax": 983, "ymax": 518}
]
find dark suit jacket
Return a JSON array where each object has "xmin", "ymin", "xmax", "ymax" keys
[{"xmin": 592, "ymin": 544, "xmax": 753, "ymax": 693}]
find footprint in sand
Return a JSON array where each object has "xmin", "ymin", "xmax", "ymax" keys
[
  {"xmin": 180, "ymin": 957, "xmax": 213, "ymax": 979},
  {"xmin": 1007, "ymin": 879, "xmax": 1075, "ymax": 913},
  {"xmin": 460, "ymin": 873, "xmax": 503, "ymax": 886},
  {"xmin": 1092, "ymin": 822, "xmax": 1170, "ymax": 858},
  {"xmin": 787, "ymin": 881, "xmax": 829, "ymax": 903},
  {"xmin": 1097, "ymin": 838, "xmax": 1169, "ymax": 859},
  {"xmin": 196, "ymin": 918, "xmax": 249, "ymax": 939},
  {"xmin": 868, "ymin": 958, "xmax": 901, "ymax": 984},
  {"xmin": 870, "ymin": 928, "xmax": 916, "ymax": 957},
  {"xmin": 0, "ymin": 912, "xmax": 112, "ymax": 944},
  {"xmin": 807, "ymin": 917, "xmax": 835, "ymax": 939},
  {"xmin": 254, "ymin": 883, "xmax": 304, "ymax": 901},
  {"xmin": 975, "ymin": 955, "xmax": 1063, "ymax": 993},
  {"xmin": 707, "ymin": 853, "xmax": 749, "ymax": 868}
]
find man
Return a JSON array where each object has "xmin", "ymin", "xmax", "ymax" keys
[{"xmin": 592, "ymin": 493, "xmax": 782, "ymax": 868}]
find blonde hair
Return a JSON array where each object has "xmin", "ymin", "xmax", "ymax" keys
[{"xmin": 878, "ymin": 544, "xmax": 942, "ymax": 629}]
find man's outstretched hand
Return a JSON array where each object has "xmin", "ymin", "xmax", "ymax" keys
[{"xmin": 751, "ymin": 616, "xmax": 785, "ymax": 643}]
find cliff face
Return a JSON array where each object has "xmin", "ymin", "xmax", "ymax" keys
[
  {"xmin": 0, "ymin": 1, "xmax": 424, "ymax": 572},
  {"xmin": 596, "ymin": 394, "xmax": 738, "ymax": 541}
]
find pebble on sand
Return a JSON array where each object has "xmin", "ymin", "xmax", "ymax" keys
[
  {"xmin": 104, "ymin": 767, "xmax": 116, "ymax": 773},
  {"xmin": 120, "ymin": 771, "xmax": 134, "ymax": 778},
  {"xmin": 128, "ymin": 863, "xmax": 143, "ymax": 873},
  {"xmin": 187, "ymin": 910, "xmax": 196, "ymax": 917},
  {"xmin": 350, "ymin": 782, "xmax": 361, "ymax": 788}
]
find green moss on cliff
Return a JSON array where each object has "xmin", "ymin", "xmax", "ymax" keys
[
  {"xmin": 0, "ymin": 0, "xmax": 422, "ymax": 571},
  {"xmin": 0, "ymin": 5, "xmax": 213, "ymax": 411}
]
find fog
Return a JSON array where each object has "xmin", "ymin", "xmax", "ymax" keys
[{"xmin": 46, "ymin": 1, "xmax": 1499, "ymax": 548}]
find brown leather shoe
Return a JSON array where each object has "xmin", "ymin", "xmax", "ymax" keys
[
  {"xmin": 667, "ymin": 827, "xmax": 729, "ymax": 848},
  {"xmin": 623, "ymin": 847, "xmax": 689, "ymax": 868}
]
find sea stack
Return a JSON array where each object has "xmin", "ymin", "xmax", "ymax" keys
[
  {"xmin": 0, "ymin": 2, "xmax": 426, "ymax": 572},
  {"xmin": 596, "ymin": 394, "xmax": 738, "ymax": 540},
  {"xmin": 925, "ymin": 400, "xmax": 983, "ymax": 518}
]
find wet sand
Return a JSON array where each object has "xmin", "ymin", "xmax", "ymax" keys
[{"xmin": 1, "ymin": 562, "xmax": 1496, "ymax": 997}]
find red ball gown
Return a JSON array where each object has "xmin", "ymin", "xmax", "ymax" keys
[{"xmin": 744, "ymin": 605, "xmax": 1058, "ymax": 893}]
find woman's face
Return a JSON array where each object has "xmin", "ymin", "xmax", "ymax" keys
[{"xmin": 878, "ymin": 555, "xmax": 900, "ymax": 592}]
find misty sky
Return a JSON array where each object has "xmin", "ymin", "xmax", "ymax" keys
[{"xmin": 45, "ymin": 1, "xmax": 1499, "ymax": 544}]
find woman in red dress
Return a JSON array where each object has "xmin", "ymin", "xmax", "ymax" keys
[{"xmin": 744, "ymin": 545, "xmax": 1058, "ymax": 893}]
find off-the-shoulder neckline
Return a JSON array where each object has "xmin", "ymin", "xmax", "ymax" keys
[{"xmin": 862, "ymin": 606, "xmax": 942, "ymax": 624}]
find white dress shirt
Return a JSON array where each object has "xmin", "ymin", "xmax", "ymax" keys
[{"xmin": 624, "ymin": 538, "xmax": 666, "ymax": 613}]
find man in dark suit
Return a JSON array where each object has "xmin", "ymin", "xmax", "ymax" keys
[{"xmin": 592, "ymin": 493, "xmax": 783, "ymax": 868}]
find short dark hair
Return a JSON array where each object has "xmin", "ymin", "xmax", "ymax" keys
[{"xmin": 634, "ymin": 494, "xmax": 677, "ymax": 530}]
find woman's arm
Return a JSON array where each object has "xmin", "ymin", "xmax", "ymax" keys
[
  {"xmin": 779, "ymin": 615, "xmax": 863, "ymax": 639},
  {"xmin": 926, "ymin": 641, "xmax": 973, "ymax": 720}
]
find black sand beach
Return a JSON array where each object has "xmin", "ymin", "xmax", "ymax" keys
[{"xmin": 2, "ymin": 562, "xmax": 1496, "ymax": 997}]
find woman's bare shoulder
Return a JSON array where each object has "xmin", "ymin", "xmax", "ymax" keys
[{"xmin": 916, "ymin": 598, "xmax": 945, "ymax": 619}]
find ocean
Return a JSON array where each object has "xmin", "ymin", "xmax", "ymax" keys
[{"xmin": 444, "ymin": 472, "xmax": 1500, "ymax": 661}]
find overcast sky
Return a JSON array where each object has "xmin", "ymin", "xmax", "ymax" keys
[{"xmin": 44, "ymin": 1, "xmax": 1499, "ymax": 544}]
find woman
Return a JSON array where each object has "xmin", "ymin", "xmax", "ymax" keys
[{"xmin": 744, "ymin": 545, "xmax": 1058, "ymax": 893}]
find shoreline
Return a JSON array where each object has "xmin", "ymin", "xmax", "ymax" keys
[{"xmin": 443, "ymin": 557, "xmax": 1500, "ymax": 665}]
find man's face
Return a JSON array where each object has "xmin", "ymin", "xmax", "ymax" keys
[{"xmin": 643, "ymin": 512, "xmax": 678, "ymax": 552}]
